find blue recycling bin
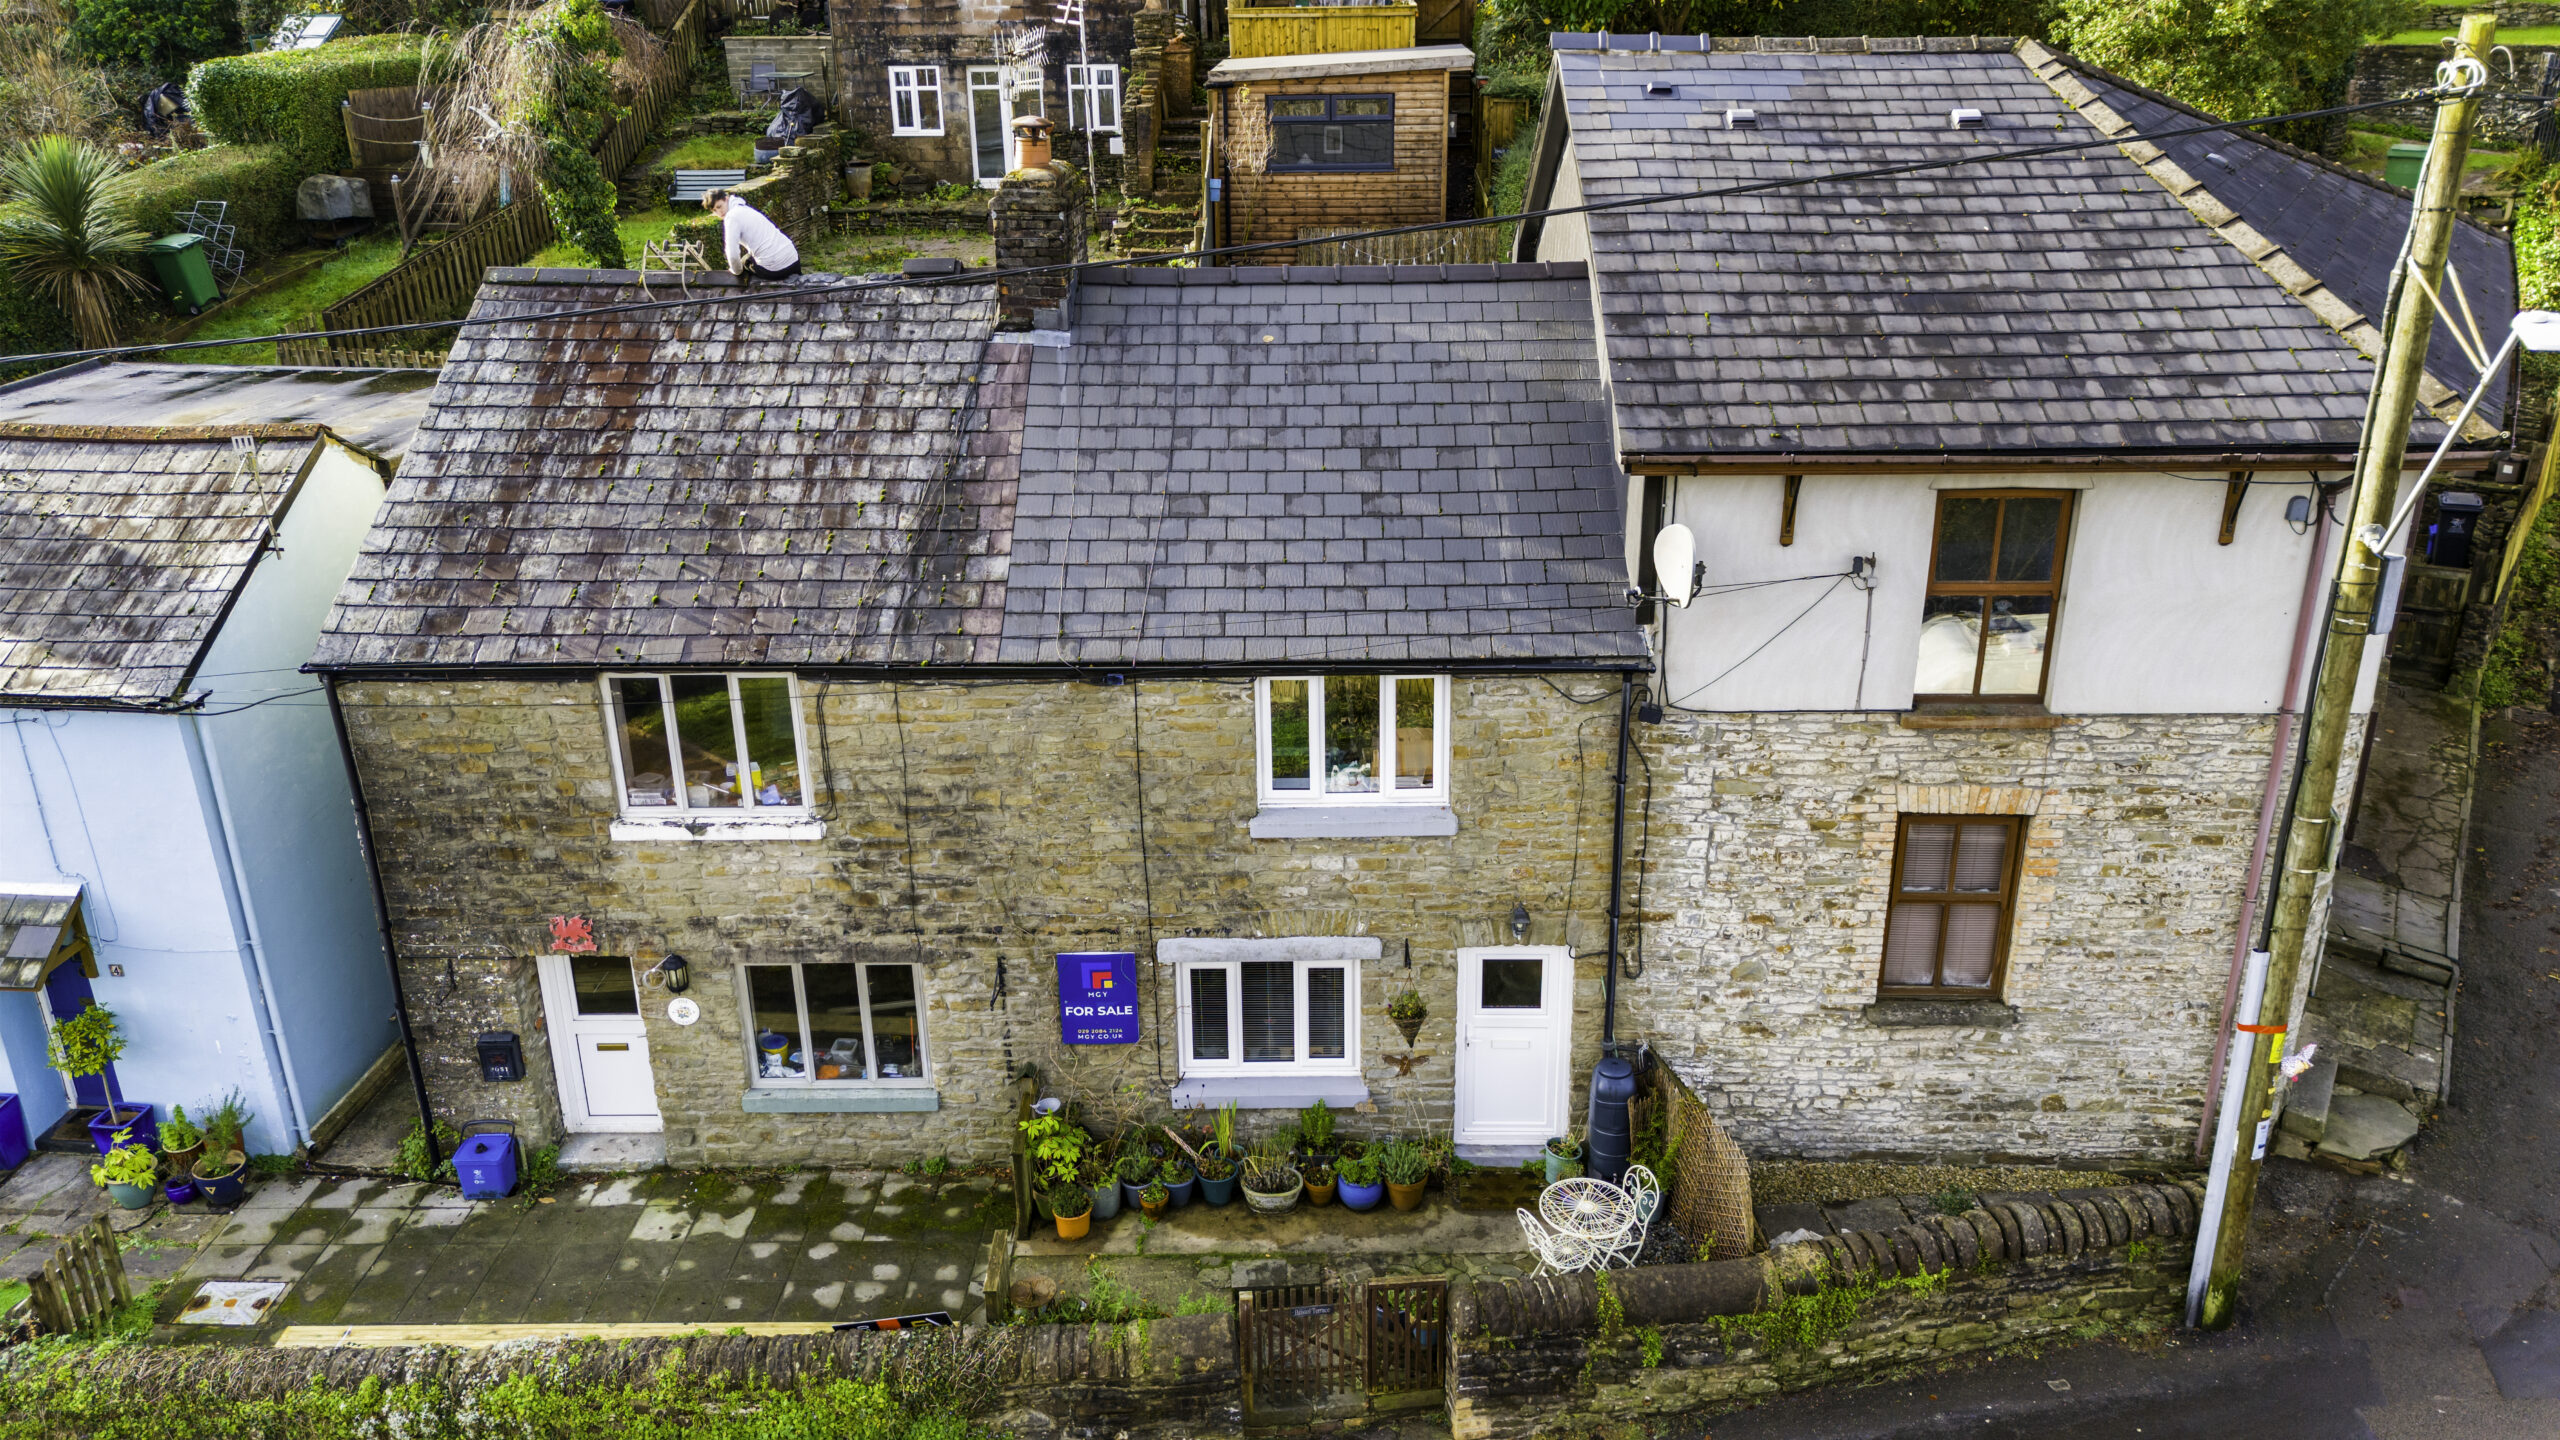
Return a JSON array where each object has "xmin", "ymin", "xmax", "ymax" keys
[
  {"xmin": 0, "ymin": 1094, "xmax": 27, "ymax": 1171},
  {"xmin": 456, "ymin": 1130, "xmax": 517, "ymax": 1200}
]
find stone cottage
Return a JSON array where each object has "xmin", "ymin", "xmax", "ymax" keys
[
  {"xmin": 1516, "ymin": 35, "xmax": 2517, "ymax": 1164},
  {"xmin": 307, "ymin": 220, "xmax": 1644, "ymax": 1164}
]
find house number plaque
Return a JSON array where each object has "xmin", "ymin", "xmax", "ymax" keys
[{"xmin": 667, "ymin": 998, "xmax": 699, "ymax": 1026}]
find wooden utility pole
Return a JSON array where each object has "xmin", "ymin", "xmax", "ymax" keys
[{"xmin": 2196, "ymin": 11, "xmax": 2496, "ymax": 1328}]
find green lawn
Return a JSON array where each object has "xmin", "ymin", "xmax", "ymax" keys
[
  {"xmin": 2382, "ymin": 25, "xmax": 2560, "ymax": 43},
  {"xmin": 2344, "ymin": 127, "xmax": 2515, "ymax": 179},
  {"xmin": 526, "ymin": 208, "xmax": 694, "ymax": 269},
  {"xmin": 653, "ymin": 133, "xmax": 757, "ymax": 170},
  {"xmin": 184, "ymin": 235, "xmax": 406, "ymax": 365}
]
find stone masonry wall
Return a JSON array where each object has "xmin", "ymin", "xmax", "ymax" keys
[
  {"xmin": 2349, "ymin": 43, "xmax": 2555, "ymax": 150},
  {"xmin": 1621, "ymin": 711, "xmax": 2287, "ymax": 1163},
  {"xmin": 338, "ymin": 676, "xmax": 1622, "ymax": 1161},
  {"xmin": 992, "ymin": 161, "xmax": 1088, "ymax": 328},
  {"xmin": 1224, "ymin": 68, "xmax": 1449, "ymax": 261}
]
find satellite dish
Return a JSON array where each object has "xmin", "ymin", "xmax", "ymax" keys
[{"xmin": 1652, "ymin": 524, "xmax": 1698, "ymax": 607}]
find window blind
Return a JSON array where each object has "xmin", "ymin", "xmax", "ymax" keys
[
  {"xmin": 1307, "ymin": 967, "xmax": 1345, "ymax": 1058},
  {"xmin": 1242, "ymin": 961, "xmax": 1294, "ymax": 1062}
]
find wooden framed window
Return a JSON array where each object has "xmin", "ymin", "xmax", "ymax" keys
[
  {"xmin": 1914, "ymin": 490, "xmax": 2072, "ymax": 700},
  {"xmin": 1267, "ymin": 94, "xmax": 1394, "ymax": 172},
  {"xmin": 1880, "ymin": 816, "xmax": 2021, "ymax": 996}
]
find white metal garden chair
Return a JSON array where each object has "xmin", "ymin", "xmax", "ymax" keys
[
  {"xmin": 1516, "ymin": 1207, "xmax": 1601, "ymax": 1276},
  {"xmin": 1600, "ymin": 1165, "xmax": 1662, "ymax": 1268}
]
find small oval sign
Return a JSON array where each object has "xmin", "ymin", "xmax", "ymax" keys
[{"xmin": 668, "ymin": 997, "xmax": 700, "ymax": 1026}]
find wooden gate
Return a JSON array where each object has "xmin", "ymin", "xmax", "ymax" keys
[
  {"xmin": 1239, "ymin": 1283, "xmax": 1364, "ymax": 1424},
  {"xmin": 28, "ymin": 1216, "xmax": 130, "ymax": 1334},
  {"xmin": 1364, "ymin": 1277, "xmax": 1447, "ymax": 1409}
]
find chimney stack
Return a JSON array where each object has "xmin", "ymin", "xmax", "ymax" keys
[{"xmin": 990, "ymin": 119, "xmax": 1086, "ymax": 332}]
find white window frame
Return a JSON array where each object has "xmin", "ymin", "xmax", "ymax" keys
[
  {"xmin": 889, "ymin": 65, "xmax": 944, "ymax": 136},
  {"xmin": 1175, "ymin": 956, "xmax": 1361, "ymax": 1078},
  {"xmin": 1254, "ymin": 675, "xmax": 1450, "ymax": 807},
  {"xmin": 740, "ymin": 961, "xmax": 932, "ymax": 1089},
  {"xmin": 601, "ymin": 673, "xmax": 813, "ymax": 818},
  {"xmin": 1067, "ymin": 63, "xmax": 1122, "ymax": 134}
]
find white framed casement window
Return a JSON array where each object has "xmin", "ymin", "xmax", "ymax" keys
[
  {"xmin": 1176, "ymin": 955, "xmax": 1360, "ymax": 1077},
  {"xmin": 1256, "ymin": 675, "xmax": 1449, "ymax": 806},
  {"xmin": 604, "ymin": 674, "xmax": 819, "ymax": 839},
  {"xmin": 743, "ymin": 962, "xmax": 929, "ymax": 1088},
  {"xmin": 889, "ymin": 65, "xmax": 944, "ymax": 135},
  {"xmin": 1066, "ymin": 63, "xmax": 1121, "ymax": 133}
]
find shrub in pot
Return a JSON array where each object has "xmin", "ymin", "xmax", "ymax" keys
[
  {"xmin": 1051, "ymin": 1182, "xmax": 1093, "ymax": 1240},
  {"xmin": 91, "ymin": 1135, "xmax": 157, "ymax": 1210},
  {"xmin": 159, "ymin": 1104, "xmax": 205, "ymax": 1179},
  {"xmin": 193, "ymin": 1091, "xmax": 253, "ymax": 1207},
  {"xmin": 1544, "ymin": 1133, "xmax": 1583, "ymax": 1185},
  {"xmin": 1303, "ymin": 1162, "xmax": 1337, "ymax": 1207},
  {"xmin": 1335, "ymin": 1150, "xmax": 1385, "ymax": 1211},
  {"xmin": 1196, "ymin": 1146, "xmax": 1237, "ymax": 1206},
  {"xmin": 1298, "ymin": 1099, "xmax": 1336, "ymax": 1163},
  {"xmin": 1387, "ymin": 988, "xmax": 1429, "ymax": 1046},
  {"xmin": 1115, "ymin": 1153, "xmax": 1155, "ymax": 1213},
  {"xmin": 48, "ymin": 1002, "xmax": 155, "ymax": 1155},
  {"xmin": 1138, "ymin": 1180, "xmax": 1170, "ymax": 1220},
  {"xmin": 1381, "ymin": 1139, "xmax": 1430, "ymax": 1211},
  {"xmin": 1241, "ymin": 1142, "xmax": 1302, "ymax": 1216},
  {"xmin": 1160, "ymin": 1157, "xmax": 1196, "ymax": 1209}
]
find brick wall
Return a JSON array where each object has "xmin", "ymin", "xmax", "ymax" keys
[
  {"xmin": 1222, "ymin": 68, "xmax": 1449, "ymax": 259},
  {"xmin": 337, "ymin": 676, "xmax": 1624, "ymax": 1161},
  {"xmin": 1621, "ymin": 710, "xmax": 2353, "ymax": 1164}
]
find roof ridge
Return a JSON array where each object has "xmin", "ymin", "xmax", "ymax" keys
[
  {"xmin": 1551, "ymin": 33, "xmax": 2017, "ymax": 53},
  {"xmin": 0, "ymin": 422, "xmax": 327, "ymax": 442},
  {"xmin": 1089, "ymin": 261, "xmax": 1586, "ymax": 288},
  {"xmin": 2014, "ymin": 38, "xmax": 2497, "ymax": 443}
]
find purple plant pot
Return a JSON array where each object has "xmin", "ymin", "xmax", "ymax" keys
[
  {"xmin": 163, "ymin": 1179, "xmax": 198, "ymax": 1206},
  {"xmin": 1338, "ymin": 1178, "xmax": 1386, "ymax": 1211},
  {"xmin": 88, "ymin": 1103, "xmax": 156, "ymax": 1157}
]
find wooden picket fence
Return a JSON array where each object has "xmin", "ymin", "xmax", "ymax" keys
[
  {"xmin": 26, "ymin": 1217, "xmax": 130, "ymax": 1335},
  {"xmin": 277, "ymin": 338, "xmax": 450, "ymax": 370},
  {"xmin": 307, "ymin": 0, "xmax": 709, "ymax": 361},
  {"xmin": 1294, "ymin": 225, "xmax": 1504, "ymax": 265}
]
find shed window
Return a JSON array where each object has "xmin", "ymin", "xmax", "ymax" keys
[
  {"xmin": 745, "ymin": 962, "xmax": 928, "ymax": 1085},
  {"xmin": 1915, "ymin": 491, "xmax": 2071, "ymax": 700},
  {"xmin": 1268, "ymin": 94, "xmax": 1394, "ymax": 171},
  {"xmin": 889, "ymin": 65, "xmax": 944, "ymax": 135},
  {"xmin": 605, "ymin": 674, "xmax": 808, "ymax": 814},
  {"xmin": 1880, "ymin": 816, "xmax": 2022, "ymax": 996}
]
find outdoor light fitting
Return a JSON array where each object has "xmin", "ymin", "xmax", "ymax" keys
[
  {"xmin": 1511, "ymin": 902, "xmax": 1531, "ymax": 941},
  {"xmin": 648, "ymin": 954, "xmax": 690, "ymax": 994}
]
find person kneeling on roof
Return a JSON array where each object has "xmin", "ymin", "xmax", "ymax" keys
[{"xmin": 702, "ymin": 189, "xmax": 800, "ymax": 281}]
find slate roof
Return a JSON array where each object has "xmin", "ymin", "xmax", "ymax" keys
[
  {"xmin": 0, "ymin": 362, "xmax": 440, "ymax": 458},
  {"xmin": 1534, "ymin": 42, "xmax": 2396, "ymax": 460},
  {"xmin": 1006, "ymin": 263, "xmax": 1644, "ymax": 666},
  {"xmin": 0, "ymin": 422, "xmax": 366, "ymax": 705},
  {"xmin": 311, "ymin": 269, "xmax": 1026, "ymax": 670},
  {"xmin": 2060, "ymin": 58, "xmax": 2514, "ymax": 436}
]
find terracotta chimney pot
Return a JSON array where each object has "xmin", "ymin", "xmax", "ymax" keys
[{"xmin": 1011, "ymin": 115, "xmax": 1055, "ymax": 173}]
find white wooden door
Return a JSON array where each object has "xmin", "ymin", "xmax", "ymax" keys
[
  {"xmin": 1454, "ymin": 946, "xmax": 1571, "ymax": 1146},
  {"xmin": 537, "ymin": 955, "xmax": 662, "ymax": 1133}
]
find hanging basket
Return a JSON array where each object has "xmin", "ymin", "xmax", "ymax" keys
[{"xmin": 1392, "ymin": 1014, "xmax": 1425, "ymax": 1047}]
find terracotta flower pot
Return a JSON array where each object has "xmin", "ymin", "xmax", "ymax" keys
[
  {"xmin": 1305, "ymin": 1177, "xmax": 1337, "ymax": 1207},
  {"xmin": 1387, "ymin": 1180, "xmax": 1427, "ymax": 1212},
  {"xmin": 1140, "ymin": 1196, "xmax": 1168, "ymax": 1220}
]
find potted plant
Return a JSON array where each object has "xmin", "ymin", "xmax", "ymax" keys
[
  {"xmin": 1544, "ymin": 1133, "xmax": 1583, "ymax": 1185},
  {"xmin": 1022, "ymin": 1109, "xmax": 1089, "ymax": 1192},
  {"xmin": 1303, "ymin": 1161, "xmax": 1337, "ymax": 1207},
  {"xmin": 1115, "ymin": 1152, "xmax": 1156, "ymax": 1214},
  {"xmin": 47, "ymin": 1003, "xmax": 154, "ymax": 1156},
  {"xmin": 1138, "ymin": 1179, "xmax": 1170, "ymax": 1220},
  {"xmin": 91, "ymin": 1133, "xmax": 156, "ymax": 1210},
  {"xmin": 1382, "ymin": 1139, "xmax": 1430, "ymax": 1211},
  {"xmin": 159, "ymin": 1104, "xmax": 204, "ymax": 1178},
  {"xmin": 1299, "ymin": 1099, "xmax": 1336, "ymax": 1162},
  {"xmin": 1196, "ymin": 1146, "xmax": 1237, "ymax": 1206},
  {"xmin": 1160, "ymin": 1156, "xmax": 1197, "ymax": 1209},
  {"xmin": 1241, "ymin": 1140, "xmax": 1302, "ymax": 1215},
  {"xmin": 1213, "ymin": 1100, "xmax": 1238, "ymax": 1166},
  {"xmin": 1052, "ymin": 1182, "xmax": 1093, "ymax": 1240},
  {"xmin": 1388, "ymin": 988, "xmax": 1429, "ymax": 1046},
  {"xmin": 1336, "ymin": 1150, "xmax": 1385, "ymax": 1211},
  {"xmin": 192, "ymin": 1092, "xmax": 252, "ymax": 1207}
]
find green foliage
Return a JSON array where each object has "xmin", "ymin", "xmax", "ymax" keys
[
  {"xmin": 1637, "ymin": 1324, "xmax": 1665, "ymax": 1368},
  {"xmin": 2122, "ymin": 1238, "xmax": 2156, "ymax": 1266},
  {"xmin": 395, "ymin": 1116, "xmax": 462, "ymax": 1182},
  {"xmin": 200, "ymin": 1089, "xmax": 253, "ymax": 1158},
  {"xmin": 1021, "ymin": 1111, "xmax": 1090, "ymax": 1187},
  {"xmin": 89, "ymin": 1134, "xmax": 157, "ymax": 1189},
  {"xmin": 187, "ymin": 33, "xmax": 425, "ymax": 172},
  {"xmin": 1335, "ymin": 1150, "xmax": 1380, "ymax": 1186},
  {"xmin": 115, "ymin": 142, "xmax": 303, "ymax": 270},
  {"xmin": 2054, "ymin": 0, "xmax": 2414, "ymax": 147},
  {"xmin": 1158, "ymin": 1156, "xmax": 1192, "ymax": 1185},
  {"xmin": 1299, "ymin": 1097, "xmax": 1335, "ymax": 1151},
  {"xmin": 1386, "ymin": 988, "xmax": 1429, "ymax": 1026},
  {"xmin": 248, "ymin": 1152, "xmax": 297, "ymax": 1177},
  {"xmin": 41, "ymin": 998, "xmax": 125, "ymax": 1080},
  {"xmin": 1082, "ymin": 1261, "xmax": 1157, "ymax": 1322},
  {"xmin": 1932, "ymin": 1189, "xmax": 1977, "ymax": 1216},
  {"xmin": 1048, "ymin": 1180, "xmax": 1091, "ymax": 1218},
  {"xmin": 69, "ymin": 0, "xmax": 233, "ymax": 80},
  {"xmin": 515, "ymin": 1143, "xmax": 562, "ymax": 1205},
  {"xmin": 1173, "ymin": 1289, "xmax": 1229, "ymax": 1316},
  {"xmin": 0, "ymin": 135, "xmax": 151, "ymax": 352},
  {"xmin": 159, "ymin": 1105, "xmax": 203, "ymax": 1153},
  {"xmin": 922, "ymin": 1153, "xmax": 949, "ymax": 1176},
  {"xmin": 521, "ymin": 0, "xmax": 629, "ymax": 267},
  {"xmin": 1377, "ymin": 1138, "xmax": 1429, "ymax": 1186},
  {"xmin": 1213, "ymin": 1099, "xmax": 1237, "ymax": 1158},
  {"xmin": 1593, "ymin": 1270, "xmax": 1626, "ymax": 1338},
  {"xmin": 1713, "ymin": 1267, "xmax": 1949, "ymax": 1355},
  {"xmin": 927, "ymin": 181, "xmax": 974, "ymax": 201}
]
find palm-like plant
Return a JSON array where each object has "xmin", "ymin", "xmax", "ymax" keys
[{"xmin": 0, "ymin": 136, "xmax": 149, "ymax": 350}]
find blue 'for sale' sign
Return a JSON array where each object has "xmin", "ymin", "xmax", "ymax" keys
[{"xmin": 1057, "ymin": 951, "xmax": 1140, "ymax": 1045}]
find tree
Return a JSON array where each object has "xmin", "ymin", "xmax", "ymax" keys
[
  {"xmin": 2056, "ymin": 0, "xmax": 2414, "ymax": 145},
  {"xmin": 68, "ymin": 0, "xmax": 236, "ymax": 79},
  {"xmin": 0, "ymin": 136, "xmax": 150, "ymax": 350}
]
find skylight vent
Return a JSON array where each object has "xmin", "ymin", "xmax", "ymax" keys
[
  {"xmin": 1949, "ymin": 107, "xmax": 1985, "ymax": 129},
  {"xmin": 1646, "ymin": 81, "xmax": 1677, "ymax": 95},
  {"xmin": 1725, "ymin": 107, "xmax": 1759, "ymax": 129}
]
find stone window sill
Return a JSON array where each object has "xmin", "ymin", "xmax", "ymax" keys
[
  {"xmin": 611, "ymin": 816, "xmax": 825, "ymax": 843},
  {"xmin": 1898, "ymin": 705, "xmax": 2066, "ymax": 732},
  {"xmin": 1863, "ymin": 998, "xmax": 2020, "ymax": 1028},
  {"xmin": 1170, "ymin": 1076, "xmax": 1371, "ymax": 1110},
  {"xmin": 1248, "ymin": 805, "xmax": 1456, "ymax": 839},
  {"xmin": 742, "ymin": 1086, "xmax": 940, "ymax": 1114}
]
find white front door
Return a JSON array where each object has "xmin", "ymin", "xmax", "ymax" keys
[
  {"xmin": 1454, "ymin": 946, "xmax": 1571, "ymax": 1147},
  {"xmin": 537, "ymin": 955, "xmax": 662, "ymax": 1133}
]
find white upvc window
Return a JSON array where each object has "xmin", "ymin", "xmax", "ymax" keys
[
  {"xmin": 1066, "ymin": 63, "xmax": 1122, "ymax": 133},
  {"xmin": 1176, "ymin": 955, "xmax": 1360, "ymax": 1077},
  {"xmin": 1255, "ymin": 675, "xmax": 1449, "ymax": 806},
  {"xmin": 889, "ymin": 65, "xmax": 944, "ymax": 135},
  {"xmin": 743, "ymin": 962, "xmax": 930, "ymax": 1087},
  {"xmin": 603, "ymin": 673, "xmax": 810, "ymax": 816}
]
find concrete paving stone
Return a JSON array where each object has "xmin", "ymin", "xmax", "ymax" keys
[
  {"xmin": 455, "ymin": 1248, "xmax": 557, "ymax": 1323},
  {"xmin": 336, "ymin": 1207, "xmax": 409, "ymax": 1248},
  {"xmin": 261, "ymin": 1244, "xmax": 383, "ymax": 1327},
  {"xmin": 647, "ymin": 1273, "xmax": 782, "ymax": 1324},
  {"xmin": 331, "ymin": 1260, "xmax": 430, "ymax": 1324},
  {"xmin": 392, "ymin": 1249, "xmax": 499, "ymax": 1322},
  {"xmin": 627, "ymin": 1199, "xmax": 693, "ymax": 1244},
  {"xmin": 242, "ymin": 1243, "xmax": 327, "ymax": 1283},
  {"xmin": 2319, "ymin": 1092, "xmax": 2424, "ymax": 1160},
  {"xmin": 239, "ymin": 1177, "xmax": 327, "ymax": 1212},
  {"xmin": 307, "ymin": 1179, "xmax": 384, "ymax": 1211},
  {"xmin": 684, "ymin": 1207, "xmax": 757, "ymax": 1242},
  {"xmin": 521, "ymin": 1243, "xmax": 634, "ymax": 1321},
  {"xmin": 2280, "ymin": 1057, "xmax": 2339, "ymax": 1141},
  {"xmin": 573, "ymin": 1276, "xmax": 667, "ymax": 1322},
  {"xmin": 174, "ymin": 1244, "xmax": 267, "ymax": 1283}
]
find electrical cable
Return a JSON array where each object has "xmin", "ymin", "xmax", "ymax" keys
[
  {"xmin": 0, "ymin": 86, "xmax": 2470, "ymax": 369},
  {"xmin": 1666, "ymin": 576, "xmax": 1851, "ymax": 710}
]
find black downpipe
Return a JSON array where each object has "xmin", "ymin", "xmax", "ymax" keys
[
  {"xmin": 1585, "ymin": 671, "xmax": 1639, "ymax": 1183},
  {"xmin": 324, "ymin": 677, "xmax": 441, "ymax": 1175}
]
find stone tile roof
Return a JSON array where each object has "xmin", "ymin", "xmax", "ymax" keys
[
  {"xmin": 0, "ymin": 362, "xmax": 439, "ymax": 459},
  {"xmin": 0, "ymin": 426, "xmax": 329, "ymax": 705},
  {"xmin": 311, "ymin": 269, "xmax": 1026, "ymax": 670},
  {"xmin": 1540, "ymin": 43, "xmax": 2391, "ymax": 460},
  {"xmin": 2052, "ymin": 55, "xmax": 2514, "ymax": 440},
  {"xmin": 1003, "ymin": 263, "xmax": 1646, "ymax": 666}
]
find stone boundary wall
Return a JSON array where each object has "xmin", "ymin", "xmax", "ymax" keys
[
  {"xmin": 2418, "ymin": 3, "xmax": 2560, "ymax": 25},
  {"xmin": 1450, "ymin": 1180, "xmax": 2203, "ymax": 1439},
  {"xmin": 2350, "ymin": 43, "xmax": 2557, "ymax": 150}
]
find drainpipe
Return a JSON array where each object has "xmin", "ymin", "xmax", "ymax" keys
[
  {"xmin": 1600, "ymin": 671, "xmax": 1636, "ymax": 1045},
  {"xmin": 1583, "ymin": 671, "xmax": 1640, "ymax": 1184},
  {"xmin": 1209, "ymin": 76, "xmax": 1234, "ymax": 258},
  {"xmin": 183, "ymin": 715, "xmax": 315, "ymax": 1150},
  {"xmin": 2194, "ymin": 489, "xmax": 2334, "ymax": 1159},
  {"xmin": 324, "ymin": 677, "xmax": 442, "ymax": 1175}
]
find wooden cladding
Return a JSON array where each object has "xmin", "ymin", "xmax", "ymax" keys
[{"xmin": 1227, "ymin": 4, "xmax": 1416, "ymax": 58}]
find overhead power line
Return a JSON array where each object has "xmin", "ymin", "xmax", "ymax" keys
[{"xmin": 0, "ymin": 83, "xmax": 2472, "ymax": 370}]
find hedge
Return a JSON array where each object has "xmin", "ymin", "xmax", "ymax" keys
[
  {"xmin": 186, "ymin": 32, "xmax": 425, "ymax": 173},
  {"xmin": 0, "ymin": 286, "xmax": 76, "ymax": 381},
  {"xmin": 116, "ymin": 143, "xmax": 304, "ymax": 269}
]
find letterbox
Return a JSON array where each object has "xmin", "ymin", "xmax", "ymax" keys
[{"xmin": 476, "ymin": 1031, "xmax": 524, "ymax": 1082}]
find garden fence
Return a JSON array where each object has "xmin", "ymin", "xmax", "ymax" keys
[{"xmin": 27, "ymin": 1216, "xmax": 130, "ymax": 1335}]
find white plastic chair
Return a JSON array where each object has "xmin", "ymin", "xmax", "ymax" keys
[{"xmin": 1516, "ymin": 1208, "xmax": 1599, "ymax": 1276}]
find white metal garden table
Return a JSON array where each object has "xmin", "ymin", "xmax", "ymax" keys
[{"xmin": 1539, "ymin": 1176, "xmax": 1638, "ymax": 1262}]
